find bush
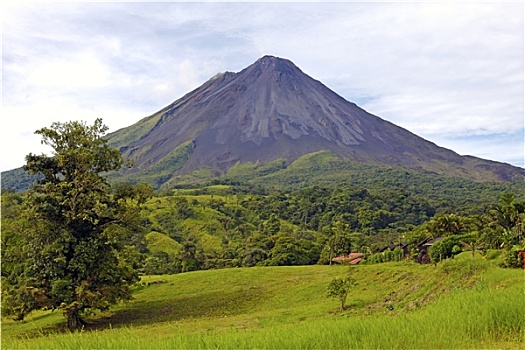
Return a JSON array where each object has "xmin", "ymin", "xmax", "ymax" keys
[
  {"xmin": 365, "ymin": 247, "xmax": 404, "ymax": 265},
  {"xmin": 501, "ymin": 246, "xmax": 525, "ymax": 268},
  {"xmin": 429, "ymin": 233, "xmax": 477, "ymax": 263},
  {"xmin": 484, "ymin": 249, "xmax": 502, "ymax": 260},
  {"xmin": 327, "ymin": 275, "xmax": 357, "ymax": 311}
]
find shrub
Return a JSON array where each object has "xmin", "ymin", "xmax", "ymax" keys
[
  {"xmin": 501, "ymin": 246, "xmax": 525, "ymax": 268},
  {"xmin": 429, "ymin": 233, "xmax": 477, "ymax": 263},
  {"xmin": 365, "ymin": 247, "xmax": 404, "ymax": 264},
  {"xmin": 327, "ymin": 275, "xmax": 357, "ymax": 311}
]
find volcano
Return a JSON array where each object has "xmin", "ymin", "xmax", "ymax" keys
[{"xmin": 106, "ymin": 55, "xmax": 524, "ymax": 186}]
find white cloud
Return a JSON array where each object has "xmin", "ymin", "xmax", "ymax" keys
[
  {"xmin": 431, "ymin": 131, "xmax": 525, "ymax": 168},
  {"xmin": 29, "ymin": 51, "xmax": 111, "ymax": 88},
  {"xmin": 0, "ymin": 98, "xmax": 148, "ymax": 171}
]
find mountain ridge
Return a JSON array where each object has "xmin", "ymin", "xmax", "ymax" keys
[
  {"xmin": 105, "ymin": 55, "xmax": 523, "ymax": 186},
  {"xmin": 2, "ymin": 55, "xmax": 523, "ymax": 191}
]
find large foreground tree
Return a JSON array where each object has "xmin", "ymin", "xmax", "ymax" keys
[{"xmin": 1, "ymin": 119, "xmax": 151, "ymax": 330}]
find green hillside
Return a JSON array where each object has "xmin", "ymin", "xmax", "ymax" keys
[
  {"xmin": 106, "ymin": 141, "xmax": 194, "ymax": 188},
  {"xmin": 4, "ymin": 182, "xmax": 524, "ymax": 277},
  {"xmin": 2, "ymin": 261, "xmax": 523, "ymax": 349},
  {"xmin": 226, "ymin": 151, "xmax": 525, "ymax": 199},
  {"xmin": 4, "ymin": 149, "xmax": 525, "ymax": 196},
  {"xmin": 105, "ymin": 111, "xmax": 164, "ymax": 151}
]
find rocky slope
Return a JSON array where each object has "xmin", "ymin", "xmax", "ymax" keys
[
  {"xmin": 3, "ymin": 56, "xmax": 523, "ymax": 191},
  {"xmin": 106, "ymin": 55, "xmax": 523, "ymax": 185}
]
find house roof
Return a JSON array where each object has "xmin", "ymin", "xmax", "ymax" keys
[
  {"xmin": 332, "ymin": 253, "xmax": 364, "ymax": 264},
  {"xmin": 332, "ymin": 253, "xmax": 364, "ymax": 261},
  {"xmin": 378, "ymin": 242, "xmax": 409, "ymax": 252},
  {"xmin": 349, "ymin": 257, "xmax": 363, "ymax": 265},
  {"xmin": 417, "ymin": 237, "xmax": 443, "ymax": 247},
  {"xmin": 423, "ymin": 237, "xmax": 443, "ymax": 246}
]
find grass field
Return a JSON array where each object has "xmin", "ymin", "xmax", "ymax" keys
[{"xmin": 2, "ymin": 259, "xmax": 524, "ymax": 349}]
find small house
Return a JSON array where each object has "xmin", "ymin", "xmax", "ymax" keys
[
  {"xmin": 415, "ymin": 237, "xmax": 443, "ymax": 264},
  {"xmin": 332, "ymin": 252, "xmax": 364, "ymax": 265}
]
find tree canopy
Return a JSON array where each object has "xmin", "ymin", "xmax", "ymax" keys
[
  {"xmin": 1, "ymin": 119, "xmax": 151, "ymax": 330},
  {"xmin": 327, "ymin": 274, "xmax": 357, "ymax": 311}
]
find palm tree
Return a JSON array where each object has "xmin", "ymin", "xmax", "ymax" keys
[
  {"xmin": 486, "ymin": 193, "xmax": 525, "ymax": 248},
  {"xmin": 461, "ymin": 239, "xmax": 484, "ymax": 258},
  {"xmin": 431, "ymin": 214, "xmax": 464, "ymax": 237}
]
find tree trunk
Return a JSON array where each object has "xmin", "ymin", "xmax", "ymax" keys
[
  {"xmin": 340, "ymin": 294, "xmax": 347, "ymax": 311},
  {"xmin": 67, "ymin": 309, "xmax": 86, "ymax": 331}
]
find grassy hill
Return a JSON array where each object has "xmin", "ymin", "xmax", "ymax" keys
[
  {"xmin": 4, "ymin": 149, "xmax": 525, "ymax": 197},
  {"xmin": 2, "ymin": 260, "xmax": 523, "ymax": 349}
]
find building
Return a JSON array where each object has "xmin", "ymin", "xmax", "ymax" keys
[{"xmin": 332, "ymin": 253, "xmax": 364, "ymax": 265}]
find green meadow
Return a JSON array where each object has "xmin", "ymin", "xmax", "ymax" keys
[{"xmin": 2, "ymin": 258, "xmax": 524, "ymax": 349}]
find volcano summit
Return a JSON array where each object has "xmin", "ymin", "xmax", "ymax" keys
[{"xmin": 106, "ymin": 55, "xmax": 523, "ymax": 187}]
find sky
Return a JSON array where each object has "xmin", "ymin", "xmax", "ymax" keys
[{"xmin": 1, "ymin": 1, "xmax": 524, "ymax": 172}]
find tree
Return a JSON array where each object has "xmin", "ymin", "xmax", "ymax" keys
[
  {"xmin": 263, "ymin": 213, "xmax": 281, "ymax": 235},
  {"xmin": 319, "ymin": 220, "xmax": 352, "ymax": 265},
  {"xmin": 327, "ymin": 275, "xmax": 356, "ymax": 311},
  {"xmin": 486, "ymin": 192, "xmax": 525, "ymax": 248},
  {"xmin": 461, "ymin": 239, "xmax": 484, "ymax": 258},
  {"xmin": 267, "ymin": 232, "xmax": 320, "ymax": 266},
  {"xmin": 430, "ymin": 214, "xmax": 465, "ymax": 237},
  {"xmin": 173, "ymin": 197, "xmax": 193, "ymax": 219},
  {"xmin": 179, "ymin": 237, "xmax": 203, "ymax": 272},
  {"xmin": 1, "ymin": 192, "xmax": 33, "ymax": 321},
  {"xmin": 428, "ymin": 233, "xmax": 477, "ymax": 263},
  {"xmin": 2, "ymin": 119, "xmax": 151, "ymax": 330},
  {"xmin": 241, "ymin": 247, "xmax": 268, "ymax": 267}
]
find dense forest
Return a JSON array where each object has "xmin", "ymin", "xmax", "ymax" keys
[{"xmin": 4, "ymin": 181, "xmax": 524, "ymax": 277}]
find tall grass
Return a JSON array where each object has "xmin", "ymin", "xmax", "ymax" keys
[{"xmin": 5, "ymin": 279, "xmax": 523, "ymax": 349}]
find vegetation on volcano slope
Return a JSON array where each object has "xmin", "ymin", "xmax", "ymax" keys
[
  {"xmin": 3, "ymin": 148, "xmax": 525, "ymax": 200},
  {"xmin": 2, "ymin": 261, "xmax": 523, "ymax": 349},
  {"xmin": 141, "ymin": 185, "xmax": 525, "ymax": 272},
  {"xmin": 3, "ymin": 183, "xmax": 525, "ymax": 277}
]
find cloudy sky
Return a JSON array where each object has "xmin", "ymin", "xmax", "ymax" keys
[{"xmin": 2, "ymin": 1, "xmax": 523, "ymax": 171}]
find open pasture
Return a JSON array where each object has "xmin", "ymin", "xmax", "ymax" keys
[{"xmin": 2, "ymin": 261, "xmax": 523, "ymax": 349}]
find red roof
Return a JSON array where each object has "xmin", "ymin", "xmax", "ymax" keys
[
  {"xmin": 349, "ymin": 257, "xmax": 362, "ymax": 265},
  {"xmin": 332, "ymin": 253, "xmax": 364, "ymax": 264}
]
